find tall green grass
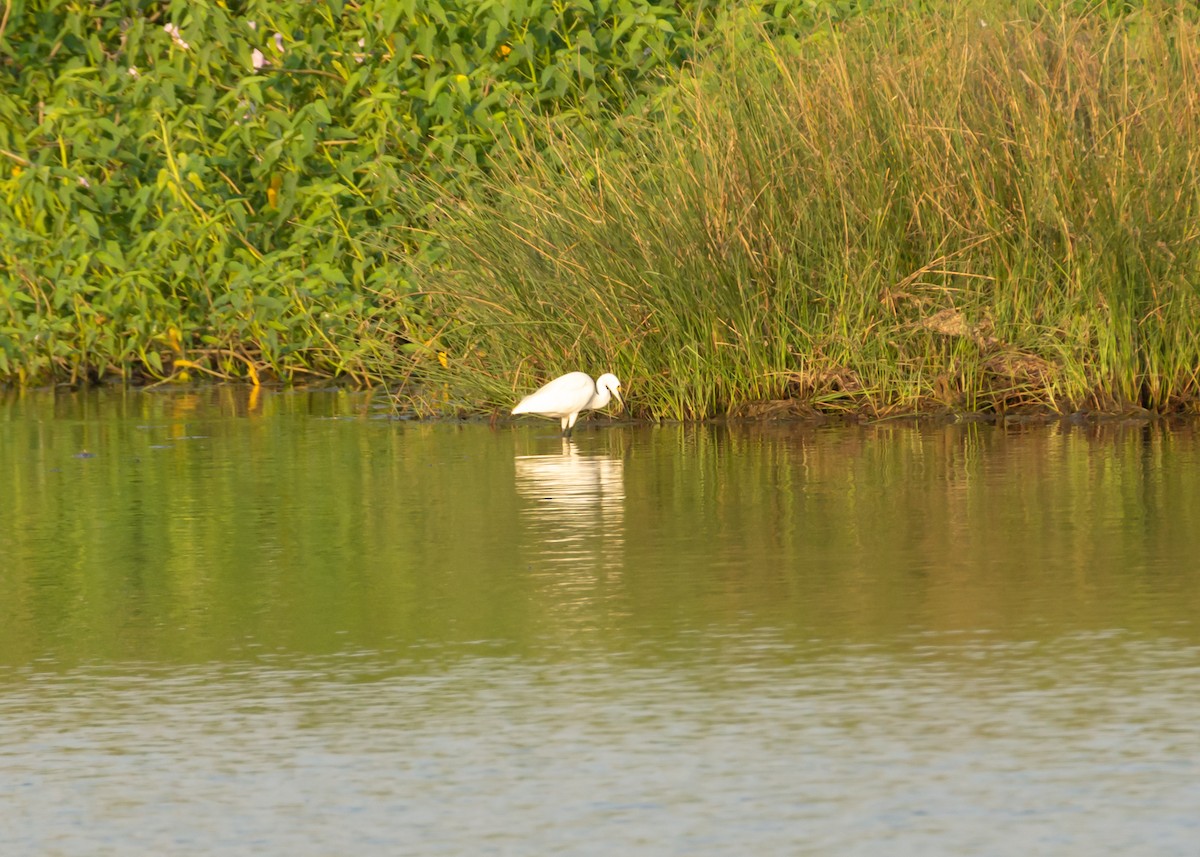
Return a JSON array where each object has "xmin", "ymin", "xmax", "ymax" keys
[{"xmin": 414, "ymin": 3, "xmax": 1200, "ymax": 419}]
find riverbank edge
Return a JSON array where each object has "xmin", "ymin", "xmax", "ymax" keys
[{"xmin": 5, "ymin": 379, "xmax": 1196, "ymax": 426}]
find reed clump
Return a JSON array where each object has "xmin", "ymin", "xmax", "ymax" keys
[{"xmin": 417, "ymin": 4, "xmax": 1200, "ymax": 419}]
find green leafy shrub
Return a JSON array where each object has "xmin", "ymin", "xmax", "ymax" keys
[{"xmin": 0, "ymin": 0, "xmax": 719, "ymax": 385}]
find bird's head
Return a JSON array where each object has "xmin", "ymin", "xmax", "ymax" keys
[{"xmin": 597, "ymin": 373, "xmax": 623, "ymax": 410}]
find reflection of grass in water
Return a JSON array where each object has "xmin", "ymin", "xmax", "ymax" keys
[
  {"xmin": 419, "ymin": 5, "xmax": 1200, "ymax": 419},
  {"xmin": 4, "ymin": 394, "xmax": 1200, "ymax": 670}
]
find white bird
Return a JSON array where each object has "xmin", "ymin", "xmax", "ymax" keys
[{"xmin": 512, "ymin": 372, "xmax": 623, "ymax": 436}]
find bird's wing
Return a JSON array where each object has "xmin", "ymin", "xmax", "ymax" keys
[{"xmin": 513, "ymin": 372, "xmax": 594, "ymax": 415}]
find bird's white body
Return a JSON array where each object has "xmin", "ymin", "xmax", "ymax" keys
[{"xmin": 512, "ymin": 371, "xmax": 623, "ymax": 436}]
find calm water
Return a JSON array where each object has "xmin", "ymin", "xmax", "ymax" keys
[{"xmin": 2, "ymin": 389, "xmax": 1199, "ymax": 855}]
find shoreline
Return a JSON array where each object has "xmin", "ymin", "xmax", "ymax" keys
[{"xmin": 4, "ymin": 381, "xmax": 1195, "ymax": 423}]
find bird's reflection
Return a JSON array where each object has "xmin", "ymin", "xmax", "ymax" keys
[{"xmin": 514, "ymin": 439, "xmax": 625, "ymax": 572}]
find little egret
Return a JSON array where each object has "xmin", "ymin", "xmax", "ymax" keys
[{"xmin": 512, "ymin": 372, "xmax": 623, "ymax": 436}]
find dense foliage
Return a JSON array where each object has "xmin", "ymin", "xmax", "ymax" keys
[
  {"xmin": 2, "ymin": 0, "xmax": 803, "ymax": 385},
  {"xmin": 5, "ymin": 0, "xmax": 1197, "ymax": 418}
]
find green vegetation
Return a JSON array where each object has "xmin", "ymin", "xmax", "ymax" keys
[
  {"xmin": 422, "ymin": 3, "xmax": 1200, "ymax": 419},
  {"xmin": 0, "ymin": 0, "xmax": 710, "ymax": 385},
  {"xmin": 4, "ymin": 1, "xmax": 1200, "ymax": 418}
]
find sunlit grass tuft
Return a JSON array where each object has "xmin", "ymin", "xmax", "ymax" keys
[{"xmin": 415, "ymin": 3, "xmax": 1200, "ymax": 419}]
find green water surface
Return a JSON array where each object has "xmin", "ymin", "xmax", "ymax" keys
[{"xmin": 1, "ymin": 389, "xmax": 1198, "ymax": 855}]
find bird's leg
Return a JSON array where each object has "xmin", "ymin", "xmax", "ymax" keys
[{"xmin": 561, "ymin": 415, "xmax": 571, "ymax": 437}]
